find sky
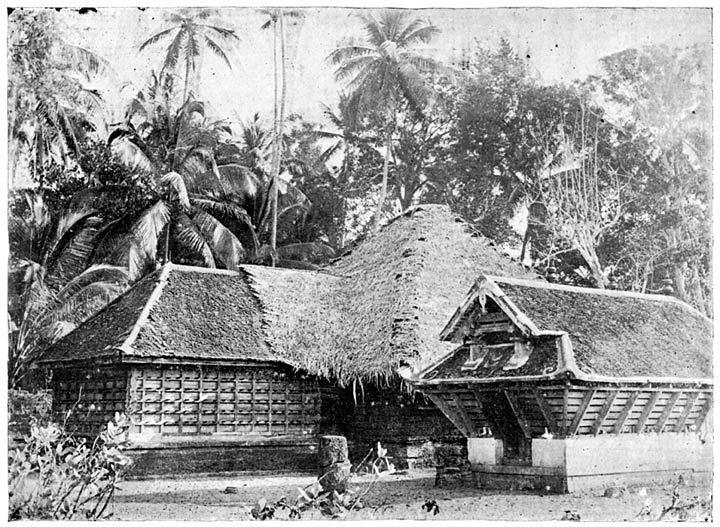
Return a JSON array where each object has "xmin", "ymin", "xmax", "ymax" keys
[{"xmin": 54, "ymin": 6, "xmax": 712, "ymax": 131}]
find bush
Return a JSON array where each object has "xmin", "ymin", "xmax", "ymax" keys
[{"xmin": 8, "ymin": 412, "xmax": 132, "ymax": 521}]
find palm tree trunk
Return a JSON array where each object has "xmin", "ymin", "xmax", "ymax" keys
[
  {"xmin": 268, "ymin": 17, "xmax": 280, "ymax": 267},
  {"xmin": 270, "ymin": 11, "xmax": 288, "ymax": 264},
  {"xmin": 373, "ymin": 126, "xmax": 392, "ymax": 232},
  {"xmin": 183, "ymin": 56, "xmax": 191, "ymax": 104}
]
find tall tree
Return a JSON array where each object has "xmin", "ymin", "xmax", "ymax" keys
[
  {"xmin": 328, "ymin": 10, "xmax": 440, "ymax": 231},
  {"xmin": 107, "ymin": 77, "xmax": 254, "ymax": 270},
  {"xmin": 260, "ymin": 9, "xmax": 304, "ymax": 264},
  {"xmin": 8, "ymin": 8, "xmax": 110, "ymax": 186},
  {"xmin": 139, "ymin": 8, "xmax": 239, "ymax": 103},
  {"xmin": 589, "ymin": 44, "xmax": 712, "ymax": 311}
]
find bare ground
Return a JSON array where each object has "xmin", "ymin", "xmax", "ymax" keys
[{"xmin": 109, "ymin": 469, "xmax": 712, "ymax": 521}]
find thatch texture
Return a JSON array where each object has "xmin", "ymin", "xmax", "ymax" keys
[
  {"xmin": 40, "ymin": 269, "xmax": 165, "ymax": 363},
  {"xmin": 494, "ymin": 278, "xmax": 713, "ymax": 379},
  {"xmin": 322, "ymin": 205, "xmax": 537, "ymax": 385},
  {"xmin": 41, "ymin": 266, "xmax": 273, "ymax": 364},
  {"xmin": 43, "ymin": 205, "xmax": 538, "ymax": 385}
]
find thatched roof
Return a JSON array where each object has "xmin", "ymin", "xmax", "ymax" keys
[
  {"xmin": 42, "ymin": 205, "xmax": 538, "ymax": 385},
  {"xmin": 426, "ymin": 275, "xmax": 713, "ymax": 383},
  {"xmin": 40, "ymin": 265, "xmax": 274, "ymax": 364},
  {"xmin": 321, "ymin": 205, "xmax": 537, "ymax": 385}
]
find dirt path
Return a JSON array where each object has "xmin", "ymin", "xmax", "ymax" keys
[{"xmin": 110, "ymin": 469, "xmax": 711, "ymax": 521}]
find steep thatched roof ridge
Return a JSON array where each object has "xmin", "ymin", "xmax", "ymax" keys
[
  {"xmin": 438, "ymin": 274, "xmax": 712, "ymax": 381},
  {"xmin": 41, "ymin": 264, "xmax": 275, "ymax": 364},
  {"xmin": 323, "ymin": 204, "xmax": 539, "ymax": 384},
  {"xmin": 492, "ymin": 276, "xmax": 713, "ymax": 380}
]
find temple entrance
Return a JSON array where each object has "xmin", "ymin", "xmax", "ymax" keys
[{"xmin": 481, "ymin": 392, "xmax": 531, "ymax": 465}]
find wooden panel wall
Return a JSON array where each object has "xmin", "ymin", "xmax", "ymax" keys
[
  {"xmin": 52, "ymin": 366, "xmax": 128, "ymax": 437},
  {"xmin": 127, "ymin": 364, "xmax": 320, "ymax": 438}
]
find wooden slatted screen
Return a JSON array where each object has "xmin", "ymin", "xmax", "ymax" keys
[
  {"xmin": 53, "ymin": 367, "xmax": 129, "ymax": 437},
  {"xmin": 128, "ymin": 364, "xmax": 320, "ymax": 437}
]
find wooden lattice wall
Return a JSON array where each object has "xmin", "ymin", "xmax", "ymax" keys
[
  {"xmin": 127, "ymin": 364, "xmax": 321, "ymax": 438},
  {"xmin": 52, "ymin": 366, "xmax": 129, "ymax": 437}
]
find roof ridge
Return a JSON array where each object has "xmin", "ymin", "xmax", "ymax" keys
[
  {"xmin": 487, "ymin": 274, "xmax": 710, "ymax": 319},
  {"xmin": 169, "ymin": 263, "xmax": 240, "ymax": 276},
  {"xmin": 118, "ymin": 264, "xmax": 174, "ymax": 354}
]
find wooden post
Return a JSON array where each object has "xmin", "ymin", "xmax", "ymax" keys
[
  {"xmin": 451, "ymin": 393, "xmax": 476, "ymax": 436},
  {"xmin": 533, "ymin": 388, "xmax": 558, "ymax": 435},
  {"xmin": 318, "ymin": 435, "xmax": 351, "ymax": 493},
  {"xmin": 504, "ymin": 390, "xmax": 532, "ymax": 438},
  {"xmin": 426, "ymin": 392, "xmax": 471, "ymax": 437}
]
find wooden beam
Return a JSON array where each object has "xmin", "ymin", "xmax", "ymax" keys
[
  {"xmin": 654, "ymin": 392, "xmax": 681, "ymax": 433},
  {"xmin": 674, "ymin": 391, "xmax": 699, "ymax": 432},
  {"xmin": 612, "ymin": 391, "xmax": 639, "ymax": 434},
  {"xmin": 250, "ymin": 370, "xmax": 256, "ymax": 433},
  {"xmin": 533, "ymin": 388, "xmax": 558, "ymax": 435},
  {"xmin": 694, "ymin": 394, "xmax": 713, "ymax": 430},
  {"xmin": 562, "ymin": 384, "xmax": 569, "ymax": 436},
  {"xmin": 197, "ymin": 366, "xmax": 204, "ymax": 434},
  {"xmin": 504, "ymin": 390, "xmax": 532, "ymax": 439},
  {"xmin": 635, "ymin": 391, "xmax": 660, "ymax": 433},
  {"xmin": 426, "ymin": 393, "xmax": 471, "ymax": 437},
  {"xmin": 451, "ymin": 393, "xmax": 477, "ymax": 436},
  {"xmin": 568, "ymin": 389, "xmax": 596, "ymax": 436},
  {"xmin": 592, "ymin": 390, "xmax": 618, "ymax": 435},
  {"xmin": 268, "ymin": 376, "xmax": 273, "ymax": 434}
]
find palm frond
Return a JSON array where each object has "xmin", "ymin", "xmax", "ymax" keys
[
  {"xmin": 52, "ymin": 264, "xmax": 129, "ymax": 307},
  {"xmin": 139, "ymin": 27, "xmax": 176, "ymax": 52},
  {"xmin": 333, "ymin": 55, "xmax": 378, "ymax": 83},
  {"xmin": 203, "ymin": 24, "xmax": 240, "ymax": 40},
  {"xmin": 174, "ymin": 212, "xmax": 216, "ymax": 268},
  {"xmin": 110, "ymin": 135, "xmax": 156, "ymax": 173},
  {"xmin": 192, "ymin": 209, "xmax": 246, "ymax": 270},
  {"xmin": 204, "ymin": 36, "xmax": 233, "ymax": 69},
  {"xmin": 400, "ymin": 24, "xmax": 440, "ymax": 47},
  {"xmin": 162, "ymin": 29, "xmax": 186, "ymax": 73},
  {"xmin": 326, "ymin": 45, "xmax": 376, "ymax": 66},
  {"xmin": 132, "ymin": 200, "xmax": 171, "ymax": 261},
  {"xmin": 59, "ymin": 42, "xmax": 113, "ymax": 78},
  {"xmin": 161, "ymin": 171, "xmax": 191, "ymax": 209}
]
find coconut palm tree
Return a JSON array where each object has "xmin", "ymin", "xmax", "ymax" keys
[
  {"xmin": 107, "ymin": 82, "xmax": 255, "ymax": 270},
  {"xmin": 8, "ymin": 192, "xmax": 130, "ymax": 387},
  {"xmin": 259, "ymin": 8, "xmax": 305, "ymax": 264},
  {"xmin": 327, "ymin": 10, "xmax": 440, "ymax": 231},
  {"xmin": 139, "ymin": 8, "xmax": 239, "ymax": 103}
]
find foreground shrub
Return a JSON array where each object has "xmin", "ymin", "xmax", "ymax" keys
[
  {"xmin": 250, "ymin": 441, "xmax": 396, "ymax": 520},
  {"xmin": 8, "ymin": 412, "xmax": 132, "ymax": 521}
]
